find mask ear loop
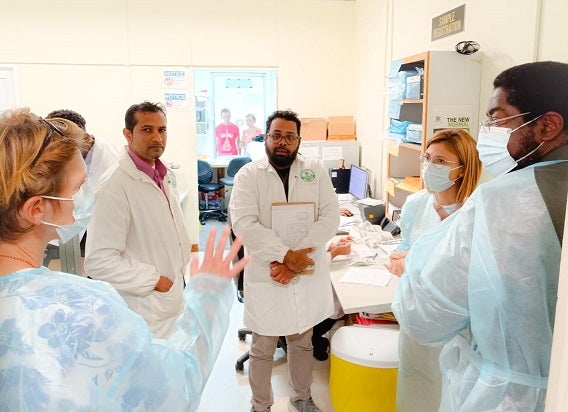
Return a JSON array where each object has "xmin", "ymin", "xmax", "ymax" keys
[{"xmin": 511, "ymin": 115, "xmax": 544, "ymax": 163}]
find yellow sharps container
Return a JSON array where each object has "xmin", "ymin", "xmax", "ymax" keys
[{"xmin": 330, "ymin": 325, "xmax": 399, "ymax": 412}]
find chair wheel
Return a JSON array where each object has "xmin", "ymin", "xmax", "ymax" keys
[
  {"xmin": 238, "ymin": 331, "xmax": 247, "ymax": 341},
  {"xmin": 235, "ymin": 361, "xmax": 244, "ymax": 372},
  {"xmin": 219, "ymin": 216, "xmax": 227, "ymax": 222}
]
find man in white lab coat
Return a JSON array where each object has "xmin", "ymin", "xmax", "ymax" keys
[
  {"xmin": 44, "ymin": 109, "xmax": 121, "ymax": 262},
  {"xmin": 85, "ymin": 102, "xmax": 190, "ymax": 339},
  {"xmin": 230, "ymin": 110, "xmax": 339, "ymax": 412},
  {"xmin": 46, "ymin": 109, "xmax": 121, "ymax": 189}
]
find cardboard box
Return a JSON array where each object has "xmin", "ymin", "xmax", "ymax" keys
[
  {"xmin": 300, "ymin": 118, "xmax": 327, "ymax": 141},
  {"xmin": 327, "ymin": 134, "xmax": 356, "ymax": 140},
  {"xmin": 328, "ymin": 116, "xmax": 355, "ymax": 136}
]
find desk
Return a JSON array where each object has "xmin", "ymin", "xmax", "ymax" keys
[
  {"xmin": 330, "ymin": 253, "xmax": 399, "ymax": 314},
  {"xmin": 208, "ymin": 157, "xmax": 235, "ymax": 169},
  {"xmin": 331, "ymin": 197, "xmax": 399, "ymax": 315}
]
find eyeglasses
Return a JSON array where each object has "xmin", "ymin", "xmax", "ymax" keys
[
  {"xmin": 267, "ymin": 133, "xmax": 300, "ymax": 144},
  {"xmin": 481, "ymin": 112, "xmax": 530, "ymax": 129},
  {"xmin": 419, "ymin": 153, "xmax": 460, "ymax": 167},
  {"xmin": 32, "ymin": 118, "xmax": 64, "ymax": 166}
]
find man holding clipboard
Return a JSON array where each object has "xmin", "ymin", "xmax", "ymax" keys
[{"xmin": 230, "ymin": 110, "xmax": 339, "ymax": 412}]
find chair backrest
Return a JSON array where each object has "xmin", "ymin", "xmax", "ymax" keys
[
  {"xmin": 197, "ymin": 160, "xmax": 213, "ymax": 184},
  {"xmin": 226, "ymin": 156, "xmax": 252, "ymax": 178}
]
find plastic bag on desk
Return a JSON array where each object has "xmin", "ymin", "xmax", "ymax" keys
[{"xmin": 350, "ymin": 221, "xmax": 393, "ymax": 249}]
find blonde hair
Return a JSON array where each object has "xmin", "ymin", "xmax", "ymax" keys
[
  {"xmin": 426, "ymin": 129, "xmax": 482, "ymax": 204},
  {"xmin": 0, "ymin": 108, "xmax": 87, "ymax": 240}
]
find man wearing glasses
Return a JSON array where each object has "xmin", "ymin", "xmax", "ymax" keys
[
  {"xmin": 230, "ymin": 110, "xmax": 339, "ymax": 412},
  {"xmin": 393, "ymin": 61, "xmax": 568, "ymax": 410}
]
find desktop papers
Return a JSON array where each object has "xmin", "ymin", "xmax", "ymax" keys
[
  {"xmin": 340, "ymin": 266, "xmax": 392, "ymax": 287},
  {"xmin": 356, "ymin": 197, "xmax": 384, "ymax": 206},
  {"xmin": 378, "ymin": 241, "xmax": 401, "ymax": 255}
]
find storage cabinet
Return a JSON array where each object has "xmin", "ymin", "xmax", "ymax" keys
[
  {"xmin": 385, "ymin": 51, "xmax": 481, "ymax": 215},
  {"xmin": 195, "ymin": 106, "xmax": 207, "ymax": 135}
]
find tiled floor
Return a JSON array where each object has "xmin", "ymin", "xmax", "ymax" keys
[
  {"xmin": 196, "ymin": 294, "xmax": 335, "ymax": 412},
  {"xmin": 197, "ymin": 219, "xmax": 336, "ymax": 412}
]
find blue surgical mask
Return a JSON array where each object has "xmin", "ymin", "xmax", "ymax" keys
[
  {"xmin": 477, "ymin": 115, "xmax": 542, "ymax": 177},
  {"xmin": 41, "ymin": 180, "xmax": 95, "ymax": 244},
  {"xmin": 422, "ymin": 162, "xmax": 462, "ymax": 193}
]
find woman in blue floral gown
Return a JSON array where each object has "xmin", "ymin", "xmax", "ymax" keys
[{"xmin": 0, "ymin": 108, "xmax": 249, "ymax": 411}]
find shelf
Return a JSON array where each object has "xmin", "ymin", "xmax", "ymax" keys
[
  {"xmin": 385, "ymin": 50, "xmax": 480, "ymax": 216},
  {"xmin": 399, "ymin": 142, "xmax": 421, "ymax": 151},
  {"xmin": 396, "ymin": 182, "xmax": 421, "ymax": 194},
  {"xmin": 387, "ymin": 141, "xmax": 422, "ymax": 156},
  {"xmin": 402, "ymin": 99, "xmax": 423, "ymax": 104}
]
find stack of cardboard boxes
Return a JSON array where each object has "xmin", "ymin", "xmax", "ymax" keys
[{"xmin": 300, "ymin": 116, "xmax": 356, "ymax": 141}]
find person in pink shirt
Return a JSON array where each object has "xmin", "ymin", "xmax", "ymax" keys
[
  {"xmin": 215, "ymin": 108, "xmax": 240, "ymax": 156},
  {"xmin": 240, "ymin": 113, "xmax": 263, "ymax": 155}
]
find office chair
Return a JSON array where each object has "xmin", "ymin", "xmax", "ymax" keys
[
  {"xmin": 197, "ymin": 159, "xmax": 227, "ymax": 225},
  {"xmin": 219, "ymin": 156, "xmax": 252, "ymax": 187}
]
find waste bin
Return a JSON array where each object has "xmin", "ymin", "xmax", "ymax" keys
[{"xmin": 330, "ymin": 325, "xmax": 399, "ymax": 412}]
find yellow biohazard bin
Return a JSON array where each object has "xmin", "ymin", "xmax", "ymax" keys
[{"xmin": 330, "ymin": 325, "xmax": 399, "ymax": 412}]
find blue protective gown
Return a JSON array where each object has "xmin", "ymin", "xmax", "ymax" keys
[
  {"xmin": 392, "ymin": 160, "xmax": 568, "ymax": 411},
  {"xmin": 394, "ymin": 189, "xmax": 446, "ymax": 412},
  {"xmin": 0, "ymin": 266, "xmax": 233, "ymax": 411}
]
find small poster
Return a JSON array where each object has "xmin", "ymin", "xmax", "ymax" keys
[
  {"xmin": 162, "ymin": 68, "xmax": 188, "ymax": 89},
  {"xmin": 430, "ymin": 105, "xmax": 473, "ymax": 133},
  {"xmin": 164, "ymin": 91, "xmax": 190, "ymax": 112}
]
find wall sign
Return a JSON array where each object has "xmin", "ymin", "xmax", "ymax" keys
[{"xmin": 431, "ymin": 4, "xmax": 465, "ymax": 41}]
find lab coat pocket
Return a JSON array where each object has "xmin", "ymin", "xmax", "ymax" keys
[{"xmin": 151, "ymin": 279, "xmax": 183, "ymax": 321}]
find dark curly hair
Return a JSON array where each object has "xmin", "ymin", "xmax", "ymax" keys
[
  {"xmin": 494, "ymin": 61, "xmax": 568, "ymax": 130},
  {"xmin": 46, "ymin": 109, "xmax": 87, "ymax": 130},
  {"xmin": 265, "ymin": 110, "xmax": 301, "ymax": 135}
]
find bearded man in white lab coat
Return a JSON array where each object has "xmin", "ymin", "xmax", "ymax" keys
[{"xmin": 230, "ymin": 110, "xmax": 339, "ymax": 412}]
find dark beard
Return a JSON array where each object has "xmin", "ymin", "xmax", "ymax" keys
[
  {"xmin": 266, "ymin": 145, "xmax": 299, "ymax": 169},
  {"xmin": 512, "ymin": 129, "xmax": 542, "ymax": 170}
]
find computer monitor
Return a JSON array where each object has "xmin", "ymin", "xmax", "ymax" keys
[{"xmin": 348, "ymin": 165, "xmax": 368, "ymax": 200}]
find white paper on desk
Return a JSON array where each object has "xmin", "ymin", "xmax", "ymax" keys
[
  {"xmin": 356, "ymin": 197, "xmax": 384, "ymax": 206},
  {"xmin": 379, "ymin": 242, "xmax": 400, "ymax": 255},
  {"xmin": 340, "ymin": 267, "xmax": 391, "ymax": 287},
  {"xmin": 331, "ymin": 253, "xmax": 354, "ymax": 262}
]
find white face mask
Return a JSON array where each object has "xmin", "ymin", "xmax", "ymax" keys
[
  {"xmin": 422, "ymin": 162, "xmax": 462, "ymax": 193},
  {"xmin": 41, "ymin": 180, "xmax": 95, "ymax": 244},
  {"xmin": 477, "ymin": 115, "xmax": 542, "ymax": 177}
]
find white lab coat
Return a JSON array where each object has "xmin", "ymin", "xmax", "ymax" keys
[
  {"xmin": 47, "ymin": 138, "xmax": 121, "ymax": 247},
  {"xmin": 230, "ymin": 155, "xmax": 339, "ymax": 336},
  {"xmin": 85, "ymin": 137, "xmax": 122, "ymax": 190},
  {"xmin": 85, "ymin": 153, "xmax": 190, "ymax": 339}
]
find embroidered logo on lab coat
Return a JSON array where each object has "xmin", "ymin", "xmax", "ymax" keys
[{"xmin": 300, "ymin": 169, "xmax": 315, "ymax": 182}]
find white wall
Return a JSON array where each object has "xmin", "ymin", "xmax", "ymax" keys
[
  {"xmin": 352, "ymin": 0, "xmax": 568, "ymax": 196},
  {"xmin": 0, "ymin": 0, "xmax": 357, "ymax": 245}
]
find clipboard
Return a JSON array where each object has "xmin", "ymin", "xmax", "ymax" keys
[{"xmin": 272, "ymin": 202, "xmax": 316, "ymax": 274}]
